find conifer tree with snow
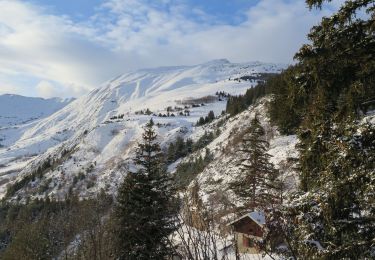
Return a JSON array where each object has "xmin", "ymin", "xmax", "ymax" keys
[
  {"xmin": 265, "ymin": 0, "xmax": 375, "ymax": 258},
  {"xmin": 286, "ymin": 121, "xmax": 375, "ymax": 259},
  {"xmin": 290, "ymin": 0, "xmax": 375, "ymax": 258},
  {"xmin": 114, "ymin": 119, "xmax": 177, "ymax": 260},
  {"xmin": 230, "ymin": 115, "xmax": 280, "ymax": 212}
]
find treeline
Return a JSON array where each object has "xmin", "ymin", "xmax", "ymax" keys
[
  {"xmin": 196, "ymin": 110, "xmax": 215, "ymax": 126},
  {"xmin": 166, "ymin": 137, "xmax": 193, "ymax": 163},
  {"xmin": 6, "ymin": 158, "xmax": 53, "ymax": 198},
  {"xmin": 166, "ymin": 130, "xmax": 219, "ymax": 164},
  {"xmin": 173, "ymin": 148, "xmax": 213, "ymax": 190},
  {"xmin": 6, "ymin": 147, "xmax": 76, "ymax": 199},
  {"xmin": 226, "ymin": 82, "xmax": 269, "ymax": 116}
]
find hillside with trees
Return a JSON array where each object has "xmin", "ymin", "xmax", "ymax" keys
[{"xmin": 0, "ymin": 0, "xmax": 374, "ymax": 259}]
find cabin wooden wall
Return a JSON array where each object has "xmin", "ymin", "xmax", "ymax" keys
[{"xmin": 233, "ymin": 218, "xmax": 263, "ymax": 237}]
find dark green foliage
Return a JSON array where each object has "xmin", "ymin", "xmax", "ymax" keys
[
  {"xmin": 196, "ymin": 110, "xmax": 215, "ymax": 126},
  {"xmin": 230, "ymin": 116, "xmax": 280, "ymax": 211},
  {"xmin": 86, "ymin": 180, "xmax": 95, "ymax": 189},
  {"xmin": 197, "ymin": 116, "xmax": 205, "ymax": 126},
  {"xmin": 38, "ymin": 178, "xmax": 52, "ymax": 193},
  {"xmin": 185, "ymin": 138, "xmax": 194, "ymax": 154},
  {"xmin": 166, "ymin": 129, "xmax": 218, "ymax": 189},
  {"xmin": 175, "ymin": 136, "xmax": 188, "ymax": 159},
  {"xmin": 114, "ymin": 120, "xmax": 177, "ymax": 259},
  {"xmin": 174, "ymin": 148, "xmax": 213, "ymax": 190},
  {"xmin": 286, "ymin": 121, "xmax": 375, "ymax": 259},
  {"xmin": 267, "ymin": 67, "xmax": 305, "ymax": 135},
  {"xmin": 193, "ymin": 131, "xmax": 215, "ymax": 151},
  {"xmin": 145, "ymin": 108, "xmax": 152, "ymax": 115},
  {"xmin": 164, "ymin": 129, "xmax": 219, "ymax": 191},
  {"xmin": 293, "ymin": 0, "xmax": 375, "ymax": 191},
  {"xmin": 6, "ymin": 147, "xmax": 76, "ymax": 199},
  {"xmin": 166, "ymin": 136, "xmax": 194, "ymax": 163},
  {"xmin": 166, "ymin": 142, "xmax": 176, "ymax": 163},
  {"xmin": 166, "ymin": 130, "xmax": 217, "ymax": 164},
  {"xmin": 6, "ymin": 158, "xmax": 52, "ymax": 198},
  {"xmin": 266, "ymin": 0, "xmax": 375, "ymax": 187},
  {"xmin": 226, "ymin": 82, "xmax": 268, "ymax": 117},
  {"xmin": 268, "ymin": 2, "xmax": 375, "ymax": 135},
  {"xmin": 0, "ymin": 192, "xmax": 113, "ymax": 259},
  {"xmin": 73, "ymin": 171, "xmax": 86, "ymax": 185},
  {"xmin": 264, "ymin": 1, "xmax": 375, "ymax": 259},
  {"xmin": 206, "ymin": 110, "xmax": 215, "ymax": 122}
]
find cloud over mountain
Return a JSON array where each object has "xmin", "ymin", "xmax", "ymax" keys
[{"xmin": 0, "ymin": 0, "xmax": 343, "ymax": 97}]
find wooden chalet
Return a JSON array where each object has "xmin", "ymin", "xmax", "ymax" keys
[{"xmin": 227, "ymin": 211, "xmax": 266, "ymax": 254}]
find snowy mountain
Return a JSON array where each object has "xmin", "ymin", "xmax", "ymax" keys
[
  {"xmin": 0, "ymin": 95, "xmax": 73, "ymax": 150},
  {"xmin": 0, "ymin": 59, "xmax": 286, "ymax": 199},
  {"xmin": 0, "ymin": 94, "xmax": 73, "ymax": 127}
]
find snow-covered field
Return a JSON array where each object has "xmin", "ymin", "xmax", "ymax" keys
[{"xmin": 0, "ymin": 59, "xmax": 286, "ymax": 200}]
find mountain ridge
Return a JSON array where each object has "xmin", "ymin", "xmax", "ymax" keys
[
  {"xmin": 0, "ymin": 94, "xmax": 74, "ymax": 128},
  {"xmin": 0, "ymin": 60, "xmax": 286, "ymax": 200}
]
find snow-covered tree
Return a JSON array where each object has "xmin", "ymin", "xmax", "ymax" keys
[
  {"xmin": 114, "ymin": 119, "xmax": 177, "ymax": 259},
  {"xmin": 283, "ymin": 121, "xmax": 375, "ymax": 259},
  {"xmin": 230, "ymin": 115, "xmax": 280, "ymax": 212}
]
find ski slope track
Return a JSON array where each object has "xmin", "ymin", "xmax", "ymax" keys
[{"xmin": 0, "ymin": 59, "xmax": 286, "ymax": 200}]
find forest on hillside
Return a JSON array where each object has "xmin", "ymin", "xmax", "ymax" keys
[{"xmin": 0, "ymin": 0, "xmax": 374, "ymax": 259}]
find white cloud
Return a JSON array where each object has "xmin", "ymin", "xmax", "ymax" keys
[
  {"xmin": 0, "ymin": 0, "xmax": 344, "ymax": 98},
  {"xmin": 0, "ymin": 0, "xmax": 125, "ymax": 97},
  {"xmin": 36, "ymin": 80, "xmax": 58, "ymax": 98},
  {"xmin": 36, "ymin": 80, "xmax": 90, "ymax": 98},
  {"xmin": 0, "ymin": 83, "xmax": 22, "ymax": 95}
]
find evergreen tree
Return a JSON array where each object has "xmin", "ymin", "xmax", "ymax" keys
[
  {"xmin": 174, "ymin": 136, "xmax": 186, "ymax": 159},
  {"xmin": 294, "ymin": 0, "xmax": 375, "ymax": 190},
  {"xmin": 230, "ymin": 115, "xmax": 280, "ymax": 211},
  {"xmin": 166, "ymin": 142, "xmax": 176, "ymax": 163},
  {"xmin": 173, "ymin": 151, "xmax": 213, "ymax": 190},
  {"xmin": 265, "ymin": 1, "xmax": 375, "ymax": 259},
  {"xmin": 285, "ymin": 121, "xmax": 375, "ymax": 259},
  {"xmin": 197, "ymin": 117, "xmax": 205, "ymax": 126},
  {"xmin": 207, "ymin": 110, "xmax": 215, "ymax": 121},
  {"xmin": 226, "ymin": 81, "xmax": 271, "ymax": 117},
  {"xmin": 185, "ymin": 138, "xmax": 193, "ymax": 154},
  {"xmin": 115, "ymin": 120, "xmax": 177, "ymax": 259},
  {"xmin": 267, "ymin": 67, "xmax": 305, "ymax": 135},
  {"xmin": 193, "ymin": 131, "xmax": 215, "ymax": 151}
]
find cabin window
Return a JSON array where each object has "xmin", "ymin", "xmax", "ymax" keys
[{"xmin": 243, "ymin": 236, "xmax": 253, "ymax": 248}]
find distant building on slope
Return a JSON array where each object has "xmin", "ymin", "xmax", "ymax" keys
[{"xmin": 227, "ymin": 211, "xmax": 266, "ymax": 254}]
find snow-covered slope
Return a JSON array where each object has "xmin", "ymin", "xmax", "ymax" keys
[
  {"xmin": 0, "ymin": 59, "xmax": 286, "ymax": 199},
  {"xmin": 0, "ymin": 94, "xmax": 73, "ymax": 127},
  {"xmin": 0, "ymin": 95, "xmax": 73, "ymax": 150},
  {"xmin": 185, "ymin": 99, "xmax": 299, "ymax": 212}
]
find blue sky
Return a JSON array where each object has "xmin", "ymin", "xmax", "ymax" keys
[
  {"xmin": 0, "ymin": 0, "xmax": 343, "ymax": 98},
  {"xmin": 29, "ymin": 0, "xmax": 260, "ymax": 24},
  {"xmin": 28, "ymin": 0, "xmax": 104, "ymax": 20}
]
